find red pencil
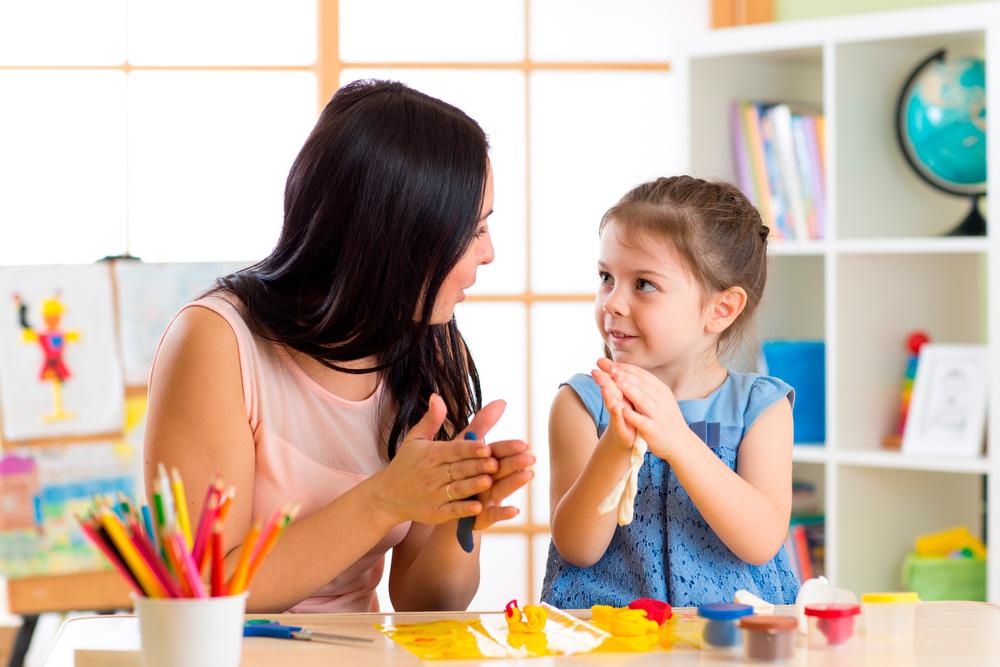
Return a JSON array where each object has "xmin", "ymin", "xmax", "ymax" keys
[
  {"xmin": 191, "ymin": 478, "xmax": 222, "ymax": 568},
  {"xmin": 211, "ymin": 520, "xmax": 224, "ymax": 597},
  {"xmin": 193, "ymin": 493, "xmax": 219, "ymax": 573},
  {"xmin": 76, "ymin": 514, "xmax": 143, "ymax": 596},
  {"xmin": 128, "ymin": 519, "xmax": 182, "ymax": 598}
]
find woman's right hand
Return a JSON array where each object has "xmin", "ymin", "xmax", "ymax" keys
[{"xmin": 368, "ymin": 393, "xmax": 499, "ymax": 526}]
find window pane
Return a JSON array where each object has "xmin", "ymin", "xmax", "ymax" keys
[
  {"xmin": 529, "ymin": 302, "xmax": 603, "ymax": 526},
  {"xmin": 469, "ymin": 533, "xmax": 528, "ymax": 611},
  {"xmin": 0, "ymin": 1, "xmax": 125, "ymax": 65},
  {"xmin": 128, "ymin": 72, "xmax": 316, "ymax": 262},
  {"xmin": 456, "ymin": 302, "xmax": 528, "ymax": 523},
  {"xmin": 128, "ymin": 0, "xmax": 316, "ymax": 65},
  {"xmin": 340, "ymin": 0, "xmax": 524, "ymax": 63},
  {"xmin": 0, "ymin": 72, "xmax": 126, "ymax": 264},
  {"xmin": 530, "ymin": 0, "xmax": 675, "ymax": 62},
  {"xmin": 532, "ymin": 532, "xmax": 552, "ymax": 602},
  {"xmin": 341, "ymin": 70, "xmax": 527, "ymax": 294},
  {"xmin": 530, "ymin": 71, "xmax": 680, "ymax": 293}
]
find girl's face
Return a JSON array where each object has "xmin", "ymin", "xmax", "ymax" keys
[
  {"xmin": 431, "ymin": 162, "xmax": 495, "ymax": 324},
  {"xmin": 595, "ymin": 220, "xmax": 712, "ymax": 371}
]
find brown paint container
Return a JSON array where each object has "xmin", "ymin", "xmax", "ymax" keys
[{"xmin": 739, "ymin": 615, "xmax": 798, "ymax": 661}]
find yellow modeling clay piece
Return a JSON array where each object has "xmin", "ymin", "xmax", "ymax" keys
[{"xmin": 505, "ymin": 601, "xmax": 548, "ymax": 634}]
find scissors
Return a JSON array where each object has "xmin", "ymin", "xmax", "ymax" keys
[{"xmin": 244, "ymin": 619, "xmax": 374, "ymax": 646}]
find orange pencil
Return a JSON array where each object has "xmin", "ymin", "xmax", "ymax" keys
[
  {"xmin": 211, "ymin": 520, "xmax": 224, "ymax": 597},
  {"xmin": 217, "ymin": 486, "xmax": 236, "ymax": 521},
  {"xmin": 163, "ymin": 529, "xmax": 193, "ymax": 597},
  {"xmin": 251, "ymin": 506, "xmax": 286, "ymax": 563},
  {"xmin": 245, "ymin": 503, "xmax": 300, "ymax": 590},
  {"xmin": 226, "ymin": 522, "xmax": 261, "ymax": 595},
  {"xmin": 170, "ymin": 530, "xmax": 207, "ymax": 598}
]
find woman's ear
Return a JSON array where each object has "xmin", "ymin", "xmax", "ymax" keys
[{"xmin": 705, "ymin": 286, "xmax": 748, "ymax": 335}]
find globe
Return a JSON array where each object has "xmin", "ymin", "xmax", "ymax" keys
[{"xmin": 895, "ymin": 49, "xmax": 987, "ymax": 235}]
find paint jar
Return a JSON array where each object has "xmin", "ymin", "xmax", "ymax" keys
[
  {"xmin": 804, "ymin": 603, "xmax": 861, "ymax": 649},
  {"xmin": 698, "ymin": 602, "xmax": 754, "ymax": 652},
  {"xmin": 739, "ymin": 615, "xmax": 798, "ymax": 661},
  {"xmin": 861, "ymin": 591, "xmax": 919, "ymax": 641}
]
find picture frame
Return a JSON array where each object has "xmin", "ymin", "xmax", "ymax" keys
[{"xmin": 902, "ymin": 344, "xmax": 988, "ymax": 459}]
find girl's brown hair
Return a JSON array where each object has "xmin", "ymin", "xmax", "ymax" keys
[{"xmin": 599, "ymin": 175, "xmax": 769, "ymax": 357}]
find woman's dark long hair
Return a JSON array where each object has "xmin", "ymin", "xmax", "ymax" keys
[{"xmin": 217, "ymin": 79, "xmax": 487, "ymax": 459}]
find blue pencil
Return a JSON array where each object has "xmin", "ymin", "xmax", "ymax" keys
[{"xmin": 142, "ymin": 504, "xmax": 158, "ymax": 552}]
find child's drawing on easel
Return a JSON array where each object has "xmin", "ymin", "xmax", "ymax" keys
[
  {"xmin": 13, "ymin": 292, "xmax": 80, "ymax": 423},
  {"xmin": 0, "ymin": 265, "xmax": 124, "ymax": 441}
]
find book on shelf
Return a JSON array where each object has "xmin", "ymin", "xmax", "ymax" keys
[{"xmin": 731, "ymin": 100, "xmax": 826, "ymax": 241}]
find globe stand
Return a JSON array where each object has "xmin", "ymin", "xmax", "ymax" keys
[{"xmin": 946, "ymin": 195, "xmax": 986, "ymax": 237}]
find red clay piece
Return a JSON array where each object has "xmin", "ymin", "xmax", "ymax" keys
[{"xmin": 628, "ymin": 598, "xmax": 672, "ymax": 624}]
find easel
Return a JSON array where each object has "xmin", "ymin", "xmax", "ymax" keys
[{"xmin": 1, "ymin": 259, "xmax": 142, "ymax": 667}]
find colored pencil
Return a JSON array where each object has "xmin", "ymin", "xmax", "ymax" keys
[
  {"xmin": 98, "ymin": 509, "xmax": 168, "ymax": 598},
  {"xmin": 162, "ymin": 528, "xmax": 192, "ymax": 597},
  {"xmin": 194, "ymin": 494, "xmax": 219, "ymax": 575},
  {"xmin": 217, "ymin": 486, "xmax": 236, "ymax": 521},
  {"xmin": 170, "ymin": 530, "xmax": 207, "ymax": 598},
  {"xmin": 170, "ymin": 468, "xmax": 193, "ymax": 551},
  {"xmin": 75, "ymin": 514, "xmax": 143, "ymax": 595},
  {"xmin": 245, "ymin": 503, "xmax": 300, "ymax": 589},
  {"xmin": 130, "ymin": 521, "xmax": 183, "ymax": 598},
  {"xmin": 141, "ymin": 505, "xmax": 157, "ymax": 552},
  {"xmin": 226, "ymin": 522, "xmax": 261, "ymax": 595},
  {"xmin": 191, "ymin": 478, "xmax": 222, "ymax": 568},
  {"xmin": 211, "ymin": 520, "xmax": 224, "ymax": 597}
]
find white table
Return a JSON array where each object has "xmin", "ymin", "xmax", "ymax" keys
[{"xmin": 43, "ymin": 602, "xmax": 1000, "ymax": 666}]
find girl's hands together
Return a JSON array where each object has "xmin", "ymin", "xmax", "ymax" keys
[
  {"xmin": 595, "ymin": 358, "xmax": 689, "ymax": 460},
  {"xmin": 591, "ymin": 364, "xmax": 636, "ymax": 451}
]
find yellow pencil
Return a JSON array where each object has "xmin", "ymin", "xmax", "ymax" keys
[
  {"xmin": 170, "ymin": 468, "xmax": 193, "ymax": 551},
  {"xmin": 98, "ymin": 509, "xmax": 168, "ymax": 598},
  {"xmin": 226, "ymin": 522, "xmax": 261, "ymax": 595}
]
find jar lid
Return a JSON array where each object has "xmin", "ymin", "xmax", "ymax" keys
[
  {"xmin": 805, "ymin": 603, "xmax": 861, "ymax": 619},
  {"xmin": 698, "ymin": 602, "xmax": 754, "ymax": 621},
  {"xmin": 739, "ymin": 615, "xmax": 798, "ymax": 633},
  {"xmin": 861, "ymin": 592, "xmax": 920, "ymax": 604}
]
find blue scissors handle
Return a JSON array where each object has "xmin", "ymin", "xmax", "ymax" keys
[{"xmin": 244, "ymin": 620, "xmax": 302, "ymax": 639}]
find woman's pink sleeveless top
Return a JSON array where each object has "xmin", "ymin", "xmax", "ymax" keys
[{"xmin": 155, "ymin": 294, "xmax": 410, "ymax": 612}]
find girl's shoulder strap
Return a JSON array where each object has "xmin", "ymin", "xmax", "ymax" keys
[
  {"xmin": 736, "ymin": 371, "xmax": 795, "ymax": 433},
  {"xmin": 559, "ymin": 373, "xmax": 608, "ymax": 430}
]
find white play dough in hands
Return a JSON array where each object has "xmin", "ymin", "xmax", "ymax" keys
[{"xmin": 597, "ymin": 435, "xmax": 647, "ymax": 526}]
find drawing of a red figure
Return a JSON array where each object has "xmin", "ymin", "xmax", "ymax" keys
[{"xmin": 12, "ymin": 293, "xmax": 80, "ymax": 423}]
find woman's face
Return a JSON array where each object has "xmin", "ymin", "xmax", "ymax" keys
[{"xmin": 430, "ymin": 162, "xmax": 495, "ymax": 324}]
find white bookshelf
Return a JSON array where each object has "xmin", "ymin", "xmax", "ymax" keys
[{"xmin": 676, "ymin": 3, "xmax": 1000, "ymax": 602}]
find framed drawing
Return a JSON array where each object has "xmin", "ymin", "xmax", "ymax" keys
[
  {"xmin": 0, "ymin": 264, "xmax": 124, "ymax": 441},
  {"xmin": 902, "ymin": 344, "xmax": 988, "ymax": 459}
]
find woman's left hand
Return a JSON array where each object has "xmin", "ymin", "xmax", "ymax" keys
[
  {"xmin": 458, "ymin": 400, "xmax": 535, "ymax": 530},
  {"xmin": 596, "ymin": 358, "xmax": 689, "ymax": 460}
]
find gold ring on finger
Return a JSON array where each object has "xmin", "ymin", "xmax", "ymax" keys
[{"xmin": 445, "ymin": 483, "xmax": 456, "ymax": 502}]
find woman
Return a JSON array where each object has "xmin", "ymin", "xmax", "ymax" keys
[{"xmin": 144, "ymin": 80, "xmax": 534, "ymax": 613}]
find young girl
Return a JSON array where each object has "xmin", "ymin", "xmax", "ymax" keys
[{"xmin": 542, "ymin": 175, "xmax": 799, "ymax": 608}]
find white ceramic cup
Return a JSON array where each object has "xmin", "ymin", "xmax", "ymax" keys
[{"xmin": 133, "ymin": 592, "xmax": 247, "ymax": 667}]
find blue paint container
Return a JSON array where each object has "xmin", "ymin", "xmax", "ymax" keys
[{"xmin": 698, "ymin": 602, "xmax": 754, "ymax": 651}]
